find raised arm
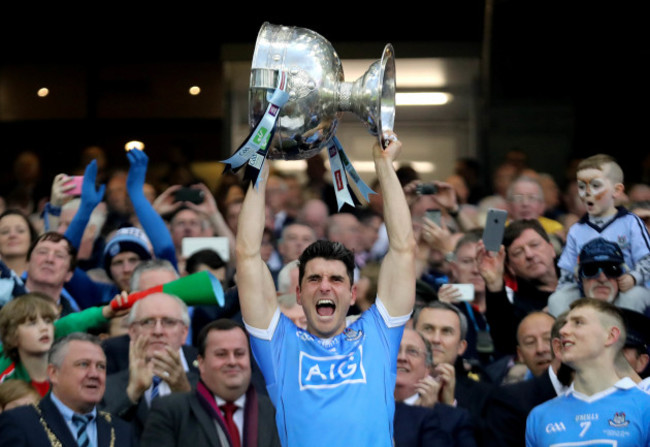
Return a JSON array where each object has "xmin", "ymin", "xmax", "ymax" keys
[
  {"xmin": 235, "ymin": 166, "xmax": 278, "ymax": 329},
  {"xmin": 126, "ymin": 149, "xmax": 178, "ymax": 269},
  {"xmin": 64, "ymin": 160, "xmax": 105, "ymax": 249},
  {"xmin": 183, "ymin": 183, "xmax": 237, "ymax": 263},
  {"xmin": 374, "ymin": 133, "xmax": 416, "ymax": 316}
]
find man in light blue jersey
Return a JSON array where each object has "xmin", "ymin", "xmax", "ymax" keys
[
  {"xmin": 525, "ymin": 298, "xmax": 650, "ymax": 446},
  {"xmin": 236, "ymin": 132, "xmax": 415, "ymax": 447}
]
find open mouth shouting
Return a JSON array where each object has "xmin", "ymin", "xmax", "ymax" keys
[{"xmin": 316, "ymin": 299, "xmax": 336, "ymax": 317}]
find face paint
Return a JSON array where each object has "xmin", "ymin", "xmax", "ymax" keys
[
  {"xmin": 577, "ymin": 178, "xmax": 606, "ymax": 199},
  {"xmin": 576, "ymin": 168, "xmax": 617, "ymax": 218}
]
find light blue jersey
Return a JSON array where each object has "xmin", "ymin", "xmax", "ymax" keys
[
  {"xmin": 557, "ymin": 208, "xmax": 650, "ymax": 287},
  {"xmin": 245, "ymin": 299, "xmax": 409, "ymax": 447},
  {"xmin": 526, "ymin": 378, "xmax": 650, "ymax": 446}
]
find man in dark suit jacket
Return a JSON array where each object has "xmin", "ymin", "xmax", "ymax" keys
[
  {"xmin": 482, "ymin": 312, "xmax": 570, "ymax": 447},
  {"xmin": 140, "ymin": 319, "xmax": 280, "ymax": 447},
  {"xmin": 394, "ymin": 328, "xmax": 477, "ymax": 447},
  {"xmin": 0, "ymin": 333, "xmax": 135, "ymax": 447},
  {"xmin": 100, "ymin": 292, "xmax": 198, "ymax": 437},
  {"xmin": 103, "ymin": 333, "xmax": 199, "ymax": 375},
  {"xmin": 411, "ymin": 302, "xmax": 493, "ymax": 441},
  {"xmin": 394, "ymin": 402, "xmax": 476, "ymax": 447}
]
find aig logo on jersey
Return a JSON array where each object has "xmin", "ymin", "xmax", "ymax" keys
[
  {"xmin": 545, "ymin": 422, "xmax": 566, "ymax": 433},
  {"xmin": 299, "ymin": 345, "xmax": 367, "ymax": 390}
]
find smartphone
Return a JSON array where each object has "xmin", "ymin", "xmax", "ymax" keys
[
  {"xmin": 450, "ymin": 284, "xmax": 474, "ymax": 302},
  {"xmin": 482, "ymin": 208, "xmax": 508, "ymax": 252},
  {"xmin": 425, "ymin": 209, "xmax": 442, "ymax": 227},
  {"xmin": 174, "ymin": 187, "xmax": 205, "ymax": 204},
  {"xmin": 416, "ymin": 183, "xmax": 438, "ymax": 195},
  {"xmin": 182, "ymin": 237, "xmax": 230, "ymax": 262},
  {"xmin": 65, "ymin": 176, "xmax": 84, "ymax": 196}
]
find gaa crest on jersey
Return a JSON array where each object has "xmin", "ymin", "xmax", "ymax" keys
[
  {"xmin": 608, "ymin": 412, "xmax": 629, "ymax": 428},
  {"xmin": 617, "ymin": 235, "xmax": 630, "ymax": 251},
  {"xmin": 298, "ymin": 345, "xmax": 366, "ymax": 390},
  {"xmin": 343, "ymin": 327, "xmax": 362, "ymax": 341}
]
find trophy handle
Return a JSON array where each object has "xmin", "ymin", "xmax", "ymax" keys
[
  {"xmin": 378, "ymin": 44, "xmax": 396, "ymax": 148},
  {"xmin": 337, "ymin": 44, "xmax": 396, "ymax": 147}
]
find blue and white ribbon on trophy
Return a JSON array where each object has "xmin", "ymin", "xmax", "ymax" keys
[
  {"xmin": 221, "ymin": 71, "xmax": 289, "ymax": 188},
  {"xmin": 327, "ymin": 137, "xmax": 376, "ymax": 211}
]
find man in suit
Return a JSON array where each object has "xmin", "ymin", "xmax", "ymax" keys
[
  {"xmin": 101, "ymin": 291, "xmax": 198, "ymax": 437},
  {"xmin": 482, "ymin": 313, "xmax": 571, "ymax": 447},
  {"xmin": 140, "ymin": 319, "xmax": 280, "ymax": 447},
  {"xmin": 514, "ymin": 311, "xmax": 555, "ymax": 378},
  {"xmin": 412, "ymin": 301, "xmax": 493, "ymax": 433},
  {"xmin": 102, "ymin": 259, "xmax": 190, "ymax": 375},
  {"xmin": 0, "ymin": 333, "xmax": 135, "ymax": 446},
  {"xmin": 394, "ymin": 328, "xmax": 476, "ymax": 447}
]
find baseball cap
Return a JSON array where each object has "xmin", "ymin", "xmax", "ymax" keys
[{"xmin": 578, "ymin": 238, "xmax": 624, "ymax": 266}]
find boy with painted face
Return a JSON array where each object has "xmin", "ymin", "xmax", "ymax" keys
[{"xmin": 550, "ymin": 154, "xmax": 650, "ymax": 315}]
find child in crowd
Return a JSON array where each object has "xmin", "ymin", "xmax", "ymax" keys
[
  {"xmin": 551, "ymin": 154, "xmax": 650, "ymax": 313},
  {"xmin": 0, "ymin": 292, "xmax": 119, "ymax": 395},
  {"xmin": 0, "ymin": 380, "xmax": 40, "ymax": 413}
]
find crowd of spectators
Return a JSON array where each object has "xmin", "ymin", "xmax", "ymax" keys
[{"xmin": 0, "ymin": 143, "xmax": 649, "ymax": 446}]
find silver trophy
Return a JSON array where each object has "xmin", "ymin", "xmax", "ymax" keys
[{"xmin": 249, "ymin": 22, "xmax": 396, "ymax": 160}]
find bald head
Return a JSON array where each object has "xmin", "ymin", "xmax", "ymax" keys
[
  {"xmin": 327, "ymin": 213, "xmax": 362, "ymax": 252},
  {"xmin": 516, "ymin": 312, "xmax": 555, "ymax": 377},
  {"xmin": 298, "ymin": 199, "xmax": 329, "ymax": 239}
]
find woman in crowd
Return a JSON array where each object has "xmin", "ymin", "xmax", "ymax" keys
[{"xmin": 0, "ymin": 210, "xmax": 38, "ymax": 277}]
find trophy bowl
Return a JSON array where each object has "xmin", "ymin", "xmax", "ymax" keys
[{"xmin": 249, "ymin": 22, "xmax": 396, "ymax": 160}]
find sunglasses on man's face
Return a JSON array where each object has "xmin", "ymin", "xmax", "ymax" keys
[{"xmin": 579, "ymin": 263, "xmax": 624, "ymax": 279}]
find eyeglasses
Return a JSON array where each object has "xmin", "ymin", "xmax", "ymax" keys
[
  {"xmin": 510, "ymin": 194, "xmax": 543, "ymax": 204},
  {"xmin": 132, "ymin": 317, "xmax": 185, "ymax": 329},
  {"xmin": 399, "ymin": 346, "xmax": 426, "ymax": 359},
  {"xmin": 579, "ymin": 263, "xmax": 624, "ymax": 279}
]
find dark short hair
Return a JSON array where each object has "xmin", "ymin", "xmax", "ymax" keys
[
  {"xmin": 197, "ymin": 319, "xmax": 249, "ymax": 357},
  {"xmin": 298, "ymin": 240, "xmax": 355, "ymax": 286},
  {"xmin": 412, "ymin": 301, "xmax": 468, "ymax": 341},
  {"xmin": 186, "ymin": 249, "xmax": 226, "ymax": 274},
  {"xmin": 503, "ymin": 219, "xmax": 550, "ymax": 251},
  {"xmin": 502, "ymin": 219, "xmax": 552, "ymax": 264},
  {"xmin": 27, "ymin": 231, "xmax": 77, "ymax": 272}
]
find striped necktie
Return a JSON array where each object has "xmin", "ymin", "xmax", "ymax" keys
[
  {"xmin": 150, "ymin": 376, "xmax": 162, "ymax": 403},
  {"xmin": 72, "ymin": 414, "xmax": 92, "ymax": 447}
]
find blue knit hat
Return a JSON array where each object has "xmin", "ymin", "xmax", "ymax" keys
[{"xmin": 103, "ymin": 227, "xmax": 152, "ymax": 278}]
